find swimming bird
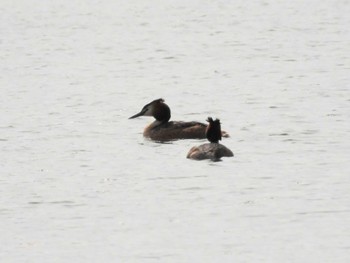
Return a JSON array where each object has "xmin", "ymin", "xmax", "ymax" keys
[
  {"xmin": 129, "ymin": 98, "xmax": 229, "ymax": 141},
  {"xmin": 187, "ymin": 117, "xmax": 233, "ymax": 161}
]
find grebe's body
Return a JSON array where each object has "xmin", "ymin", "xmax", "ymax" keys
[
  {"xmin": 129, "ymin": 99, "xmax": 228, "ymax": 141},
  {"xmin": 187, "ymin": 143, "xmax": 233, "ymax": 161},
  {"xmin": 143, "ymin": 120, "xmax": 207, "ymax": 141},
  {"xmin": 187, "ymin": 117, "xmax": 233, "ymax": 161}
]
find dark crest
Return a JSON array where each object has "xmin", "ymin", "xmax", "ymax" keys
[{"xmin": 206, "ymin": 117, "xmax": 222, "ymax": 143}]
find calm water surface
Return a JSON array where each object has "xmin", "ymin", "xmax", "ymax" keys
[{"xmin": 1, "ymin": 0, "xmax": 349, "ymax": 262}]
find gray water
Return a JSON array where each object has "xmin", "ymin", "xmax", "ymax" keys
[{"xmin": 1, "ymin": 1, "xmax": 349, "ymax": 262}]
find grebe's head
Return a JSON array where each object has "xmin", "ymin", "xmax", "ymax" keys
[
  {"xmin": 129, "ymin": 98, "xmax": 171, "ymax": 123},
  {"xmin": 206, "ymin": 117, "xmax": 222, "ymax": 143}
]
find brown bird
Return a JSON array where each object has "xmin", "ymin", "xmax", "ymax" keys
[{"xmin": 129, "ymin": 99, "xmax": 229, "ymax": 141}]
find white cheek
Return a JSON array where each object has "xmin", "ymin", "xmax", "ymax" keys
[{"xmin": 144, "ymin": 107, "xmax": 154, "ymax": 116}]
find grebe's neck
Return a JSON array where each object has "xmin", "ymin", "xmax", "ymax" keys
[
  {"xmin": 149, "ymin": 120, "xmax": 166, "ymax": 129},
  {"xmin": 206, "ymin": 117, "xmax": 222, "ymax": 143}
]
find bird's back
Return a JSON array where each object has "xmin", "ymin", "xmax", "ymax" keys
[
  {"xmin": 187, "ymin": 143, "xmax": 234, "ymax": 160},
  {"xmin": 144, "ymin": 121, "xmax": 207, "ymax": 141}
]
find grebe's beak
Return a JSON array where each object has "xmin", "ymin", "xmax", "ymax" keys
[
  {"xmin": 129, "ymin": 110, "xmax": 145, "ymax": 119},
  {"xmin": 129, "ymin": 100, "xmax": 157, "ymax": 119}
]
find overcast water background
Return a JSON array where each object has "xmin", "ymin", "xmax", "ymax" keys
[{"xmin": 1, "ymin": 0, "xmax": 350, "ymax": 262}]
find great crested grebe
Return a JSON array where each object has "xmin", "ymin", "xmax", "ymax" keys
[
  {"xmin": 187, "ymin": 117, "xmax": 233, "ymax": 161},
  {"xmin": 129, "ymin": 98, "xmax": 229, "ymax": 141}
]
